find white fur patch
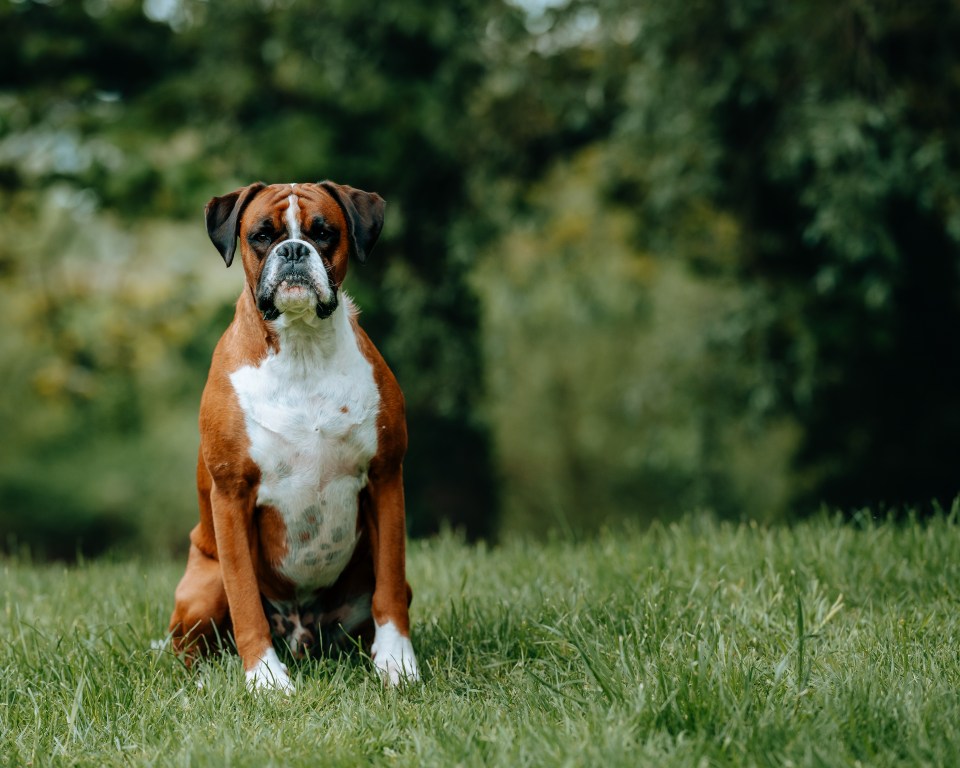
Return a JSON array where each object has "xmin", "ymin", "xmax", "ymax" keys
[
  {"xmin": 246, "ymin": 646, "xmax": 295, "ymax": 694},
  {"xmin": 229, "ymin": 299, "xmax": 380, "ymax": 593},
  {"xmin": 285, "ymin": 190, "xmax": 301, "ymax": 239},
  {"xmin": 372, "ymin": 619, "xmax": 420, "ymax": 685}
]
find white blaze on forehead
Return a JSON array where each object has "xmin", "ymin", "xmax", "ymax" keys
[{"xmin": 285, "ymin": 189, "xmax": 301, "ymax": 240}]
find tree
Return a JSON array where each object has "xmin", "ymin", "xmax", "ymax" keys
[
  {"xmin": 0, "ymin": 0, "xmax": 515, "ymax": 552},
  {"xmin": 590, "ymin": 0, "xmax": 960, "ymax": 513}
]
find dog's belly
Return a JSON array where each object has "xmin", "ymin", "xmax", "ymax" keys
[
  {"xmin": 258, "ymin": 440, "xmax": 368, "ymax": 590},
  {"xmin": 230, "ymin": 337, "xmax": 380, "ymax": 593}
]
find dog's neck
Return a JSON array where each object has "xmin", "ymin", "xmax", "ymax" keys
[{"xmin": 268, "ymin": 294, "xmax": 356, "ymax": 370}]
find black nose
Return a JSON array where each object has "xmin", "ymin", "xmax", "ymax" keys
[{"xmin": 275, "ymin": 241, "xmax": 311, "ymax": 263}]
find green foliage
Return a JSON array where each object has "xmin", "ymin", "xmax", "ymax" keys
[
  {"xmin": 2, "ymin": 0, "xmax": 960, "ymax": 546},
  {"xmin": 0, "ymin": 197, "xmax": 230, "ymax": 556},
  {"xmin": 471, "ymin": 0, "xmax": 960, "ymax": 528},
  {"xmin": 476, "ymin": 149, "xmax": 800, "ymax": 528},
  {"xmin": 581, "ymin": 0, "xmax": 960, "ymax": 511},
  {"xmin": 1, "ymin": 0, "xmax": 511, "ymax": 546},
  {"xmin": 3, "ymin": 510, "xmax": 960, "ymax": 764}
]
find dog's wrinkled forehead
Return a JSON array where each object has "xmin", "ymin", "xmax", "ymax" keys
[
  {"xmin": 241, "ymin": 184, "xmax": 346, "ymax": 238},
  {"xmin": 240, "ymin": 183, "xmax": 347, "ymax": 237}
]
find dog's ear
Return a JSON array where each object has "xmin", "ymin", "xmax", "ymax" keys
[
  {"xmin": 205, "ymin": 182, "xmax": 267, "ymax": 267},
  {"xmin": 318, "ymin": 181, "xmax": 385, "ymax": 263}
]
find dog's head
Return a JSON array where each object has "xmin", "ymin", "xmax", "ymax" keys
[{"xmin": 205, "ymin": 181, "xmax": 384, "ymax": 322}]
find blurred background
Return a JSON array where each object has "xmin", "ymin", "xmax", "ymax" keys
[{"xmin": 1, "ymin": 0, "xmax": 959, "ymax": 558}]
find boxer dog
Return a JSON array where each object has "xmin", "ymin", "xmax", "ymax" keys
[{"xmin": 168, "ymin": 181, "xmax": 419, "ymax": 692}]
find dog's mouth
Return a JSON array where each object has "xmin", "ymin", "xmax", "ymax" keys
[
  {"xmin": 258, "ymin": 273, "xmax": 338, "ymax": 322},
  {"xmin": 256, "ymin": 242, "xmax": 339, "ymax": 322},
  {"xmin": 275, "ymin": 277, "xmax": 314, "ymax": 306}
]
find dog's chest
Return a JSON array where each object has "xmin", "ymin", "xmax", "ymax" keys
[{"xmin": 229, "ymin": 328, "xmax": 379, "ymax": 591}]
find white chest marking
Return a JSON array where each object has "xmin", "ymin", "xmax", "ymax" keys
[{"xmin": 229, "ymin": 300, "xmax": 379, "ymax": 592}]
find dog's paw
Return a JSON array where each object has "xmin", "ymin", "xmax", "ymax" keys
[
  {"xmin": 372, "ymin": 620, "xmax": 420, "ymax": 686},
  {"xmin": 245, "ymin": 647, "xmax": 295, "ymax": 695},
  {"xmin": 376, "ymin": 652, "xmax": 420, "ymax": 686},
  {"xmin": 149, "ymin": 637, "xmax": 170, "ymax": 652}
]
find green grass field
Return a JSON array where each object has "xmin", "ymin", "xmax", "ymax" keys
[{"xmin": 2, "ymin": 512, "xmax": 959, "ymax": 767}]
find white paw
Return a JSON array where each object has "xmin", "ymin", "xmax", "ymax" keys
[
  {"xmin": 245, "ymin": 647, "xmax": 295, "ymax": 695},
  {"xmin": 149, "ymin": 637, "xmax": 170, "ymax": 652},
  {"xmin": 371, "ymin": 620, "xmax": 420, "ymax": 685}
]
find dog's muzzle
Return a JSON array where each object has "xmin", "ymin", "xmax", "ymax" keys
[{"xmin": 256, "ymin": 239, "xmax": 337, "ymax": 321}]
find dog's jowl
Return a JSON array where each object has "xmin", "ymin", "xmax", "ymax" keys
[{"xmin": 168, "ymin": 182, "xmax": 419, "ymax": 692}]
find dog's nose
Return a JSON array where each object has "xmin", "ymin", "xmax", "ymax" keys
[{"xmin": 275, "ymin": 241, "xmax": 311, "ymax": 263}]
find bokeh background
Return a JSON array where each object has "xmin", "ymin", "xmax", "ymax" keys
[{"xmin": 2, "ymin": 0, "xmax": 959, "ymax": 558}]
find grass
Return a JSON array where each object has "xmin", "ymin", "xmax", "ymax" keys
[{"xmin": 2, "ymin": 511, "xmax": 960, "ymax": 767}]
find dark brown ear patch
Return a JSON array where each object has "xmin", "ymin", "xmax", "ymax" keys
[
  {"xmin": 205, "ymin": 182, "xmax": 267, "ymax": 266},
  {"xmin": 318, "ymin": 181, "xmax": 385, "ymax": 263}
]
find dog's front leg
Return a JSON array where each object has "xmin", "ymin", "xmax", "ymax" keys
[
  {"xmin": 210, "ymin": 485, "xmax": 293, "ymax": 694},
  {"xmin": 366, "ymin": 468, "xmax": 420, "ymax": 685}
]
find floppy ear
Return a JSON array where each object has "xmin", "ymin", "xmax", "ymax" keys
[
  {"xmin": 204, "ymin": 182, "xmax": 266, "ymax": 267},
  {"xmin": 318, "ymin": 181, "xmax": 385, "ymax": 263}
]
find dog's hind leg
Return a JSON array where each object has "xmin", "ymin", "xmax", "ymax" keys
[{"xmin": 168, "ymin": 535, "xmax": 230, "ymax": 664}]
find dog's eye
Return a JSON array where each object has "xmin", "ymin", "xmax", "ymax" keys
[
  {"xmin": 309, "ymin": 225, "xmax": 335, "ymax": 243},
  {"xmin": 253, "ymin": 232, "xmax": 272, "ymax": 245}
]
